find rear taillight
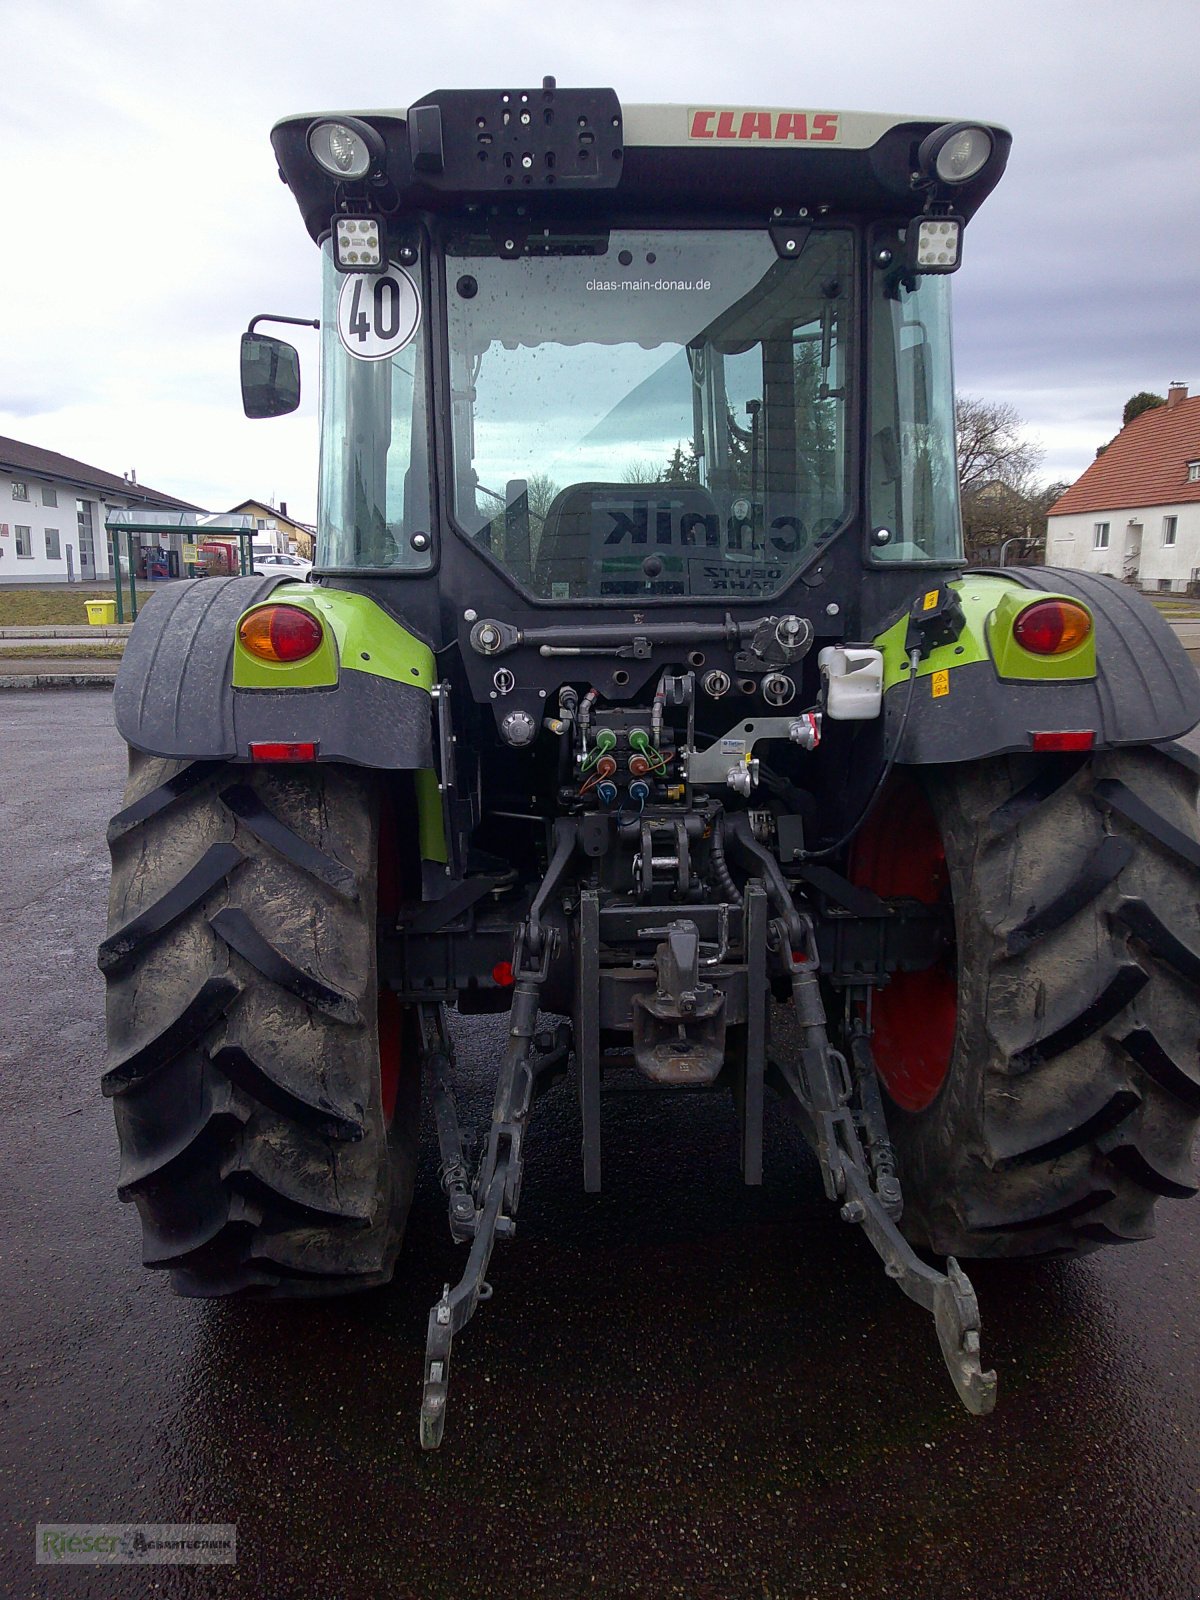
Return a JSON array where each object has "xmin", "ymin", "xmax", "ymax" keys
[
  {"xmin": 238, "ymin": 604, "xmax": 324, "ymax": 663},
  {"xmin": 1012, "ymin": 599, "xmax": 1092, "ymax": 656}
]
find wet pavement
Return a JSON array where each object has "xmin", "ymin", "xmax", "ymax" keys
[{"xmin": 1, "ymin": 688, "xmax": 1198, "ymax": 1599}]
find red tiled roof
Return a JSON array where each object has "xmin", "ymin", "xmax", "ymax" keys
[{"xmin": 1048, "ymin": 395, "xmax": 1200, "ymax": 517}]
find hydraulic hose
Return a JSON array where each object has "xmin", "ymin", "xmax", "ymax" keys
[
  {"xmin": 800, "ymin": 647, "xmax": 922, "ymax": 862},
  {"xmin": 710, "ymin": 814, "xmax": 743, "ymax": 906}
]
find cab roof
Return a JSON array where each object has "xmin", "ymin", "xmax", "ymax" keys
[{"xmin": 271, "ymin": 86, "xmax": 1010, "ymax": 244}]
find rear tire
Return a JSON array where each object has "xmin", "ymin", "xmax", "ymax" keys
[
  {"xmin": 100, "ymin": 752, "xmax": 420, "ymax": 1296},
  {"xmin": 857, "ymin": 744, "xmax": 1200, "ymax": 1259}
]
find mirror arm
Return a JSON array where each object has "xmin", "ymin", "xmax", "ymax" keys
[{"xmin": 247, "ymin": 314, "xmax": 321, "ymax": 335}]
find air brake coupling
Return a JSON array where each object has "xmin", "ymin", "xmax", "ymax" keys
[{"xmin": 735, "ymin": 614, "xmax": 814, "ymax": 672}]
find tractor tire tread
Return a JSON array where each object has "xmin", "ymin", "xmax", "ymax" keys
[
  {"xmin": 103, "ymin": 752, "xmax": 417, "ymax": 1296},
  {"xmin": 887, "ymin": 745, "xmax": 1200, "ymax": 1259}
]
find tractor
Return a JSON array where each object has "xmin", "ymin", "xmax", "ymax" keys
[{"xmin": 101, "ymin": 83, "xmax": 1200, "ymax": 1447}]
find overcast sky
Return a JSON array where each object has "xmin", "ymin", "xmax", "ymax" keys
[{"xmin": 3, "ymin": 0, "xmax": 1197, "ymax": 520}]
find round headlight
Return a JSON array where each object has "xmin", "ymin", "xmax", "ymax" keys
[
  {"xmin": 918, "ymin": 122, "xmax": 994, "ymax": 186},
  {"xmin": 308, "ymin": 118, "xmax": 378, "ymax": 180}
]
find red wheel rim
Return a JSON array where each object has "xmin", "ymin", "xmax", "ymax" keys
[
  {"xmin": 849, "ymin": 774, "xmax": 957, "ymax": 1112},
  {"xmin": 376, "ymin": 791, "xmax": 402, "ymax": 1126}
]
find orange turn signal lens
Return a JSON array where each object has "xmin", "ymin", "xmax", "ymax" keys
[
  {"xmin": 238, "ymin": 604, "xmax": 324, "ymax": 663},
  {"xmin": 1012, "ymin": 599, "xmax": 1092, "ymax": 656}
]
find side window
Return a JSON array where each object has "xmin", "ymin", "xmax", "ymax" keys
[
  {"xmin": 318, "ymin": 241, "xmax": 433, "ymax": 571},
  {"xmin": 868, "ymin": 236, "xmax": 962, "ymax": 563}
]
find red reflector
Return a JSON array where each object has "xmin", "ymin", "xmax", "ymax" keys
[
  {"xmin": 491, "ymin": 961, "xmax": 515, "ymax": 987},
  {"xmin": 249, "ymin": 741, "xmax": 318, "ymax": 762},
  {"xmin": 1031, "ymin": 731, "xmax": 1095, "ymax": 752}
]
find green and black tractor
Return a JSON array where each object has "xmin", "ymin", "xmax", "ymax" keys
[{"xmin": 100, "ymin": 83, "xmax": 1200, "ymax": 1446}]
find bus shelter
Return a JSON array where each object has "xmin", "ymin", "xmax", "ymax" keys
[{"xmin": 104, "ymin": 509, "xmax": 258, "ymax": 620}]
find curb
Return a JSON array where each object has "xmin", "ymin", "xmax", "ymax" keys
[
  {"xmin": 0, "ymin": 674, "xmax": 116, "ymax": 690},
  {"xmin": 0, "ymin": 624, "xmax": 132, "ymax": 639}
]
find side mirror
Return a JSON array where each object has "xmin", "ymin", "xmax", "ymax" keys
[{"xmin": 240, "ymin": 332, "xmax": 301, "ymax": 418}]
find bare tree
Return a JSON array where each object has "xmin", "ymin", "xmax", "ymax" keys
[
  {"xmin": 955, "ymin": 396, "xmax": 1045, "ymax": 563},
  {"xmin": 956, "ymin": 396, "xmax": 1044, "ymax": 498},
  {"xmin": 524, "ymin": 473, "xmax": 560, "ymax": 528}
]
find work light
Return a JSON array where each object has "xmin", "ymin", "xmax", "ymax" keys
[
  {"xmin": 307, "ymin": 117, "xmax": 385, "ymax": 181},
  {"xmin": 917, "ymin": 122, "xmax": 993, "ymax": 186},
  {"xmin": 334, "ymin": 215, "xmax": 384, "ymax": 271},
  {"xmin": 907, "ymin": 216, "xmax": 963, "ymax": 273}
]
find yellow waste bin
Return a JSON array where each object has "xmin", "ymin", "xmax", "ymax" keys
[{"xmin": 85, "ymin": 601, "xmax": 117, "ymax": 625}]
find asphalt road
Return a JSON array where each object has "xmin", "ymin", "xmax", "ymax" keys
[{"xmin": 2, "ymin": 689, "xmax": 1198, "ymax": 1600}]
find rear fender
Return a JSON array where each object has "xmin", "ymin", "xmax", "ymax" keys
[
  {"xmin": 873, "ymin": 568, "xmax": 1200, "ymax": 763},
  {"xmin": 112, "ymin": 576, "xmax": 435, "ymax": 771}
]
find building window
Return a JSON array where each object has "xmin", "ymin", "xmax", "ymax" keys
[
  {"xmin": 11, "ymin": 481, "xmax": 28, "ymax": 501},
  {"xmin": 45, "ymin": 528, "xmax": 61, "ymax": 560},
  {"xmin": 15, "ymin": 525, "xmax": 32, "ymax": 557},
  {"xmin": 1093, "ymin": 521, "xmax": 1110, "ymax": 549},
  {"xmin": 1189, "ymin": 462, "xmax": 1200, "ymax": 483},
  {"xmin": 1163, "ymin": 515, "xmax": 1178, "ymax": 546},
  {"xmin": 41, "ymin": 485, "xmax": 58, "ymax": 508}
]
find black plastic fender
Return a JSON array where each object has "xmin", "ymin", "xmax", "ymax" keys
[
  {"xmin": 889, "ymin": 567, "xmax": 1200, "ymax": 764},
  {"xmin": 112, "ymin": 576, "xmax": 434, "ymax": 769}
]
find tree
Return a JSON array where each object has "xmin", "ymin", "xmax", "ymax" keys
[
  {"xmin": 955, "ymin": 396, "xmax": 1044, "ymax": 500},
  {"xmin": 1123, "ymin": 391, "xmax": 1166, "ymax": 427},
  {"xmin": 659, "ymin": 442, "xmax": 701, "ymax": 485},
  {"xmin": 524, "ymin": 473, "xmax": 560, "ymax": 529},
  {"xmin": 955, "ymin": 396, "xmax": 1046, "ymax": 563}
]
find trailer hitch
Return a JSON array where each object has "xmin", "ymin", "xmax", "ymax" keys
[{"xmin": 772, "ymin": 925, "xmax": 997, "ymax": 1417}]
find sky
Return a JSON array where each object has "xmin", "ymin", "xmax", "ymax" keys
[{"xmin": 3, "ymin": 0, "xmax": 1198, "ymax": 521}]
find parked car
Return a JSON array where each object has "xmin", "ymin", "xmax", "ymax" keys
[{"xmin": 252, "ymin": 551, "xmax": 313, "ymax": 580}]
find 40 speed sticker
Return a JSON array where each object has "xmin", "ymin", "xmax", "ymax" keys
[{"xmin": 337, "ymin": 266, "xmax": 421, "ymax": 361}]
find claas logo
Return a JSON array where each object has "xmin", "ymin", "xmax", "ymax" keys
[{"xmin": 688, "ymin": 108, "xmax": 840, "ymax": 142}]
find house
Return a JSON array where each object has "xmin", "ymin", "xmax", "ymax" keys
[
  {"xmin": 0, "ymin": 436, "xmax": 199, "ymax": 585},
  {"xmin": 226, "ymin": 498, "xmax": 316, "ymax": 561},
  {"xmin": 1046, "ymin": 383, "xmax": 1200, "ymax": 591}
]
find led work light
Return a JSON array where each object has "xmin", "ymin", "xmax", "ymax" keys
[
  {"xmin": 907, "ymin": 216, "xmax": 963, "ymax": 273},
  {"xmin": 334, "ymin": 215, "xmax": 384, "ymax": 271}
]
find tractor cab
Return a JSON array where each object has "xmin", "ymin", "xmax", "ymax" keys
[{"xmin": 262, "ymin": 84, "xmax": 1008, "ymax": 631}]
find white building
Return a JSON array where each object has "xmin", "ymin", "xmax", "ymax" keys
[
  {"xmin": 1046, "ymin": 384, "xmax": 1200, "ymax": 592},
  {"xmin": 0, "ymin": 436, "xmax": 198, "ymax": 585}
]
